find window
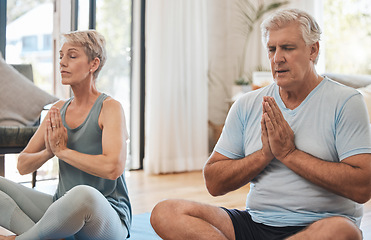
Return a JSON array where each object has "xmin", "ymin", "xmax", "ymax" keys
[
  {"xmin": 4, "ymin": 0, "xmax": 57, "ymax": 184},
  {"xmin": 43, "ymin": 34, "xmax": 52, "ymax": 50},
  {"xmin": 95, "ymin": 0, "xmax": 132, "ymax": 154},
  {"xmin": 21, "ymin": 35, "xmax": 38, "ymax": 52},
  {"xmin": 323, "ymin": 0, "xmax": 371, "ymax": 75},
  {"xmin": 6, "ymin": 0, "xmax": 54, "ymax": 93},
  {"xmin": 77, "ymin": 0, "xmax": 90, "ymax": 30},
  {"xmin": 76, "ymin": 0, "xmax": 135, "ymax": 168}
]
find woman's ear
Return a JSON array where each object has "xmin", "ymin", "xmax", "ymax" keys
[{"xmin": 90, "ymin": 57, "xmax": 100, "ymax": 72}]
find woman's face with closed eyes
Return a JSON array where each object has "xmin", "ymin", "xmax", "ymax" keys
[{"xmin": 59, "ymin": 43, "xmax": 93, "ymax": 86}]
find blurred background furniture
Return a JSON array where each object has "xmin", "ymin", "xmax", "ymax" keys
[
  {"xmin": 323, "ymin": 73, "xmax": 371, "ymax": 123},
  {"xmin": 0, "ymin": 64, "xmax": 39, "ymax": 187}
]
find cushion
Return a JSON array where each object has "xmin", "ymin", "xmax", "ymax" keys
[
  {"xmin": 357, "ymin": 84, "xmax": 371, "ymax": 123},
  {"xmin": 0, "ymin": 53, "xmax": 58, "ymax": 126},
  {"xmin": 323, "ymin": 73, "xmax": 371, "ymax": 89}
]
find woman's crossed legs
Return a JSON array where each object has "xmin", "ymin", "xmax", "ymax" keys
[{"xmin": 0, "ymin": 177, "xmax": 128, "ymax": 240}]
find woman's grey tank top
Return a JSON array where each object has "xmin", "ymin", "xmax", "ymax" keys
[{"xmin": 53, "ymin": 93, "xmax": 131, "ymax": 230}]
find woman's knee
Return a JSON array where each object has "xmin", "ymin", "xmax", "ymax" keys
[
  {"xmin": 65, "ymin": 185, "xmax": 103, "ymax": 209},
  {"xmin": 0, "ymin": 190, "xmax": 16, "ymax": 212}
]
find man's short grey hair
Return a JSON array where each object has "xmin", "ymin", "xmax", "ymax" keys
[
  {"xmin": 61, "ymin": 30, "xmax": 107, "ymax": 79},
  {"xmin": 260, "ymin": 8, "xmax": 322, "ymax": 63}
]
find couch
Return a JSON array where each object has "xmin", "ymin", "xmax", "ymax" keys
[
  {"xmin": 323, "ymin": 72, "xmax": 371, "ymax": 89},
  {"xmin": 0, "ymin": 57, "xmax": 58, "ymax": 187},
  {"xmin": 322, "ymin": 72, "xmax": 371, "ymax": 122}
]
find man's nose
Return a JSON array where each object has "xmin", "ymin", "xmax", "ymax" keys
[{"xmin": 273, "ymin": 49, "xmax": 285, "ymax": 63}]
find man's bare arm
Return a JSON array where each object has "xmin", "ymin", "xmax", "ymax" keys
[
  {"xmin": 204, "ymin": 100, "xmax": 277, "ymax": 197},
  {"xmin": 203, "ymin": 150, "xmax": 272, "ymax": 196},
  {"xmin": 282, "ymin": 151, "xmax": 371, "ymax": 203}
]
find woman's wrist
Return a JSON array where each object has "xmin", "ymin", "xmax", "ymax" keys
[
  {"xmin": 43, "ymin": 148, "xmax": 55, "ymax": 159},
  {"xmin": 54, "ymin": 147, "xmax": 69, "ymax": 161}
]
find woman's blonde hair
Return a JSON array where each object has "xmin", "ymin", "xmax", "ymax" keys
[{"xmin": 61, "ymin": 30, "xmax": 107, "ymax": 79}]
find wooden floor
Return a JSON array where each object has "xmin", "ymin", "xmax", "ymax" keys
[
  {"xmin": 1, "ymin": 170, "xmax": 370, "ymax": 238},
  {"xmin": 126, "ymin": 170, "xmax": 249, "ymax": 215}
]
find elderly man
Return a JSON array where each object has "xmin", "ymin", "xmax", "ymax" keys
[{"xmin": 150, "ymin": 8, "xmax": 371, "ymax": 240}]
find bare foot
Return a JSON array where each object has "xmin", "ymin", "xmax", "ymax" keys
[{"xmin": 0, "ymin": 235, "xmax": 16, "ymax": 240}]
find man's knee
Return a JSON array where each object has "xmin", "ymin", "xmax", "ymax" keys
[
  {"xmin": 150, "ymin": 199, "xmax": 189, "ymax": 238},
  {"xmin": 299, "ymin": 216, "xmax": 362, "ymax": 240},
  {"xmin": 151, "ymin": 199, "xmax": 184, "ymax": 227},
  {"xmin": 151, "ymin": 199, "xmax": 204, "ymax": 232}
]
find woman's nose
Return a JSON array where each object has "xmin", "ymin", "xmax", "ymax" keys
[{"xmin": 60, "ymin": 57, "xmax": 66, "ymax": 67}]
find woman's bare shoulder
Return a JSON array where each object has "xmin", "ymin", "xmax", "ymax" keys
[
  {"xmin": 99, "ymin": 97, "xmax": 126, "ymax": 129},
  {"xmin": 102, "ymin": 96, "xmax": 124, "ymax": 112}
]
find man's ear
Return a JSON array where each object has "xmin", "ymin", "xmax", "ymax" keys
[{"xmin": 310, "ymin": 42, "xmax": 319, "ymax": 61}]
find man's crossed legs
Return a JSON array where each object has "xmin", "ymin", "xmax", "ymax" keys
[{"xmin": 150, "ymin": 199, "xmax": 362, "ymax": 240}]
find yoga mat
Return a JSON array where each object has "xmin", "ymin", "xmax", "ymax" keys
[{"xmin": 129, "ymin": 212, "xmax": 161, "ymax": 239}]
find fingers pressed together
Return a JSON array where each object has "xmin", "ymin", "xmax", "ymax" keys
[
  {"xmin": 261, "ymin": 96, "xmax": 296, "ymax": 161},
  {"xmin": 45, "ymin": 107, "xmax": 67, "ymax": 155}
]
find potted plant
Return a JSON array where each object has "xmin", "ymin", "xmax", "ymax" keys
[{"xmin": 235, "ymin": 0, "xmax": 289, "ymax": 88}]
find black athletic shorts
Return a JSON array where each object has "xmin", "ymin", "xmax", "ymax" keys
[{"xmin": 222, "ymin": 208, "xmax": 306, "ymax": 240}]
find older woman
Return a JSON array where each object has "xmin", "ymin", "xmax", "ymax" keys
[{"xmin": 0, "ymin": 30, "xmax": 131, "ymax": 240}]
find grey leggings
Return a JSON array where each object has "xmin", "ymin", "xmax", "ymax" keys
[{"xmin": 0, "ymin": 177, "xmax": 128, "ymax": 240}]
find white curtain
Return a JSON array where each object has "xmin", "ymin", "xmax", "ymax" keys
[{"xmin": 144, "ymin": 0, "xmax": 209, "ymax": 174}]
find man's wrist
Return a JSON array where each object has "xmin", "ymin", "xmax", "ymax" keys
[
  {"xmin": 259, "ymin": 149, "xmax": 274, "ymax": 163},
  {"xmin": 278, "ymin": 148, "xmax": 298, "ymax": 163}
]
